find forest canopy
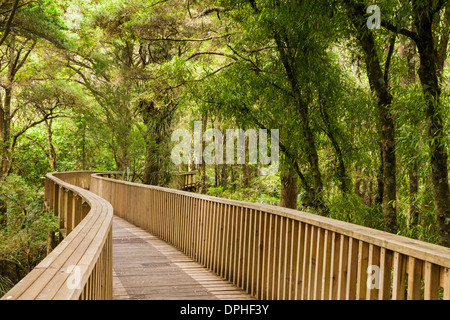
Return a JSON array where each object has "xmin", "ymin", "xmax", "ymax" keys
[{"xmin": 0, "ymin": 0, "xmax": 449, "ymax": 295}]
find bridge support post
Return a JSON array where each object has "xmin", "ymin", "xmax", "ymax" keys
[
  {"xmin": 65, "ymin": 190, "xmax": 74, "ymax": 234},
  {"xmin": 81, "ymin": 201, "xmax": 90, "ymax": 219},
  {"xmin": 73, "ymin": 195, "xmax": 83, "ymax": 228},
  {"xmin": 58, "ymin": 186, "xmax": 65, "ymax": 233}
]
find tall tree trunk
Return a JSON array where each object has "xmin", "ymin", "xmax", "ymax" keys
[
  {"xmin": 1, "ymin": 87, "xmax": 12, "ymax": 177},
  {"xmin": 221, "ymin": 163, "xmax": 228, "ymax": 189},
  {"xmin": 272, "ymin": 31, "xmax": 328, "ymax": 216},
  {"xmin": 45, "ymin": 118, "xmax": 57, "ymax": 171},
  {"xmin": 411, "ymin": 1, "xmax": 450, "ymax": 247},
  {"xmin": 375, "ymin": 154, "xmax": 384, "ymax": 205},
  {"xmin": 400, "ymin": 38, "xmax": 420, "ymax": 228},
  {"xmin": 345, "ymin": 1, "xmax": 398, "ymax": 233},
  {"xmin": 0, "ymin": 40, "xmax": 15, "ymax": 226}
]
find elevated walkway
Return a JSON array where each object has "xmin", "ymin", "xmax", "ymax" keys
[{"xmin": 2, "ymin": 171, "xmax": 449, "ymax": 300}]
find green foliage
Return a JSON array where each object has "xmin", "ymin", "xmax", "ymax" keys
[
  {"xmin": 0, "ymin": 175, "xmax": 59, "ymax": 295},
  {"xmin": 1, "ymin": 0, "xmax": 450, "ymax": 295}
]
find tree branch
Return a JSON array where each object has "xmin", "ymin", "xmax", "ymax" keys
[
  {"xmin": 384, "ymin": 33, "xmax": 397, "ymax": 85},
  {"xmin": 381, "ymin": 19, "xmax": 419, "ymax": 42},
  {"xmin": 193, "ymin": 6, "xmax": 226, "ymax": 18},
  {"xmin": 11, "ymin": 114, "xmax": 59, "ymax": 151},
  {"xmin": 0, "ymin": 0, "xmax": 20, "ymax": 47},
  {"xmin": 186, "ymin": 51, "xmax": 236, "ymax": 61}
]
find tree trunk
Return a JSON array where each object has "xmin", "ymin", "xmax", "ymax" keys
[
  {"xmin": 45, "ymin": 118, "xmax": 57, "ymax": 171},
  {"xmin": 280, "ymin": 165, "xmax": 298, "ymax": 209},
  {"xmin": 344, "ymin": 0, "xmax": 397, "ymax": 233},
  {"xmin": 1, "ymin": 87, "xmax": 12, "ymax": 177},
  {"xmin": 272, "ymin": 30, "xmax": 328, "ymax": 216},
  {"xmin": 412, "ymin": 3, "xmax": 450, "ymax": 246},
  {"xmin": 400, "ymin": 38, "xmax": 420, "ymax": 228},
  {"xmin": 221, "ymin": 163, "xmax": 228, "ymax": 189}
]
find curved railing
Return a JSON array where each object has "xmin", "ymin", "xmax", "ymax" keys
[
  {"xmin": 91, "ymin": 172, "xmax": 450, "ymax": 300},
  {"xmin": 1, "ymin": 171, "xmax": 113, "ymax": 300}
]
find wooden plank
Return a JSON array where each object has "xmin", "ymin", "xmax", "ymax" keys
[
  {"xmin": 307, "ymin": 225, "xmax": 318, "ymax": 300},
  {"xmin": 224, "ymin": 203, "xmax": 233, "ymax": 280},
  {"xmin": 214, "ymin": 202, "xmax": 224, "ymax": 276},
  {"xmin": 246, "ymin": 209, "xmax": 255, "ymax": 295},
  {"xmin": 282, "ymin": 217, "xmax": 292, "ymax": 300},
  {"xmin": 346, "ymin": 237, "xmax": 358, "ymax": 300},
  {"xmin": 277, "ymin": 216, "xmax": 286, "ymax": 300},
  {"xmin": 234, "ymin": 205, "xmax": 242, "ymax": 286},
  {"xmin": 301, "ymin": 223, "xmax": 311, "ymax": 299},
  {"xmin": 356, "ymin": 241, "xmax": 369, "ymax": 300},
  {"xmin": 313, "ymin": 227, "xmax": 325, "ymax": 300},
  {"xmin": 407, "ymin": 257, "xmax": 423, "ymax": 300},
  {"xmin": 221, "ymin": 204, "xmax": 231, "ymax": 280},
  {"xmin": 321, "ymin": 229, "xmax": 332, "ymax": 300},
  {"xmin": 328, "ymin": 232, "xmax": 340, "ymax": 300},
  {"xmin": 294, "ymin": 222, "xmax": 305, "ymax": 300},
  {"xmin": 265, "ymin": 213, "xmax": 274, "ymax": 300},
  {"xmin": 392, "ymin": 252, "xmax": 407, "ymax": 300},
  {"xmin": 366, "ymin": 244, "xmax": 380, "ymax": 300},
  {"xmin": 378, "ymin": 248, "xmax": 392, "ymax": 300},
  {"xmin": 237, "ymin": 206, "xmax": 245, "ymax": 290},
  {"xmin": 424, "ymin": 262, "xmax": 439, "ymax": 300},
  {"xmin": 443, "ymin": 267, "xmax": 450, "ymax": 300},
  {"xmin": 258, "ymin": 212, "xmax": 268, "ymax": 299},
  {"xmin": 271, "ymin": 214, "xmax": 280, "ymax": 299},
  {"xmin": 288, "ymin": 220, "xmax": 299, "ymax": 300},
  {"xmin": 337, "ymin": 235, "xmax": 349, "ymax": 300},
  {"xmin": 251, "ymin": 209, "xmax": 260, "ymax": 297}
]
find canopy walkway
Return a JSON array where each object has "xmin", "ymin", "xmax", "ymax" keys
[{"xmin": 1, "ymin": 171, "xmax": 449, "ymax": 300}]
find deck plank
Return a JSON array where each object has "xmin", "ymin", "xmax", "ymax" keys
[{"xmin": 112, "ymin": 216, "xmax": 254, "ymax": 300}]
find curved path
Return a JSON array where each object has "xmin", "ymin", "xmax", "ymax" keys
[{"xmin": 112, "ymin": 216, "xmax": 253, "ymax": 300}]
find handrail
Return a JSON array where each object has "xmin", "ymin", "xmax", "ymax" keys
[
  {"xmin": 105, "ymin": 170, "xmax": 198, "ymax": 191},
  {"xmin": 1, "ymin": 171, "xmax": 113, "ymax": 300},
  {"xmin": 171, "ymin": 170, "xmax": 198, "ymax": 191},
  {"xmin": 91, "ymin": 172, "xmax": 450, "ymax": 300}
]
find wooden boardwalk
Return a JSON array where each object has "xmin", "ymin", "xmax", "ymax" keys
[{"xmin": 112, "ymin": 216, "xmax": 254, "ymax": 300}]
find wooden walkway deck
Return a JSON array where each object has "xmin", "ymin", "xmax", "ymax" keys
[{"xmin": 112, "ymin": 216, "xmax": 254, "ymax": 300}]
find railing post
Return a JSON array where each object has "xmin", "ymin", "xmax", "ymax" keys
[
  {"xmin": 73, "ymin": 194, "xmax": 83, "ymax": 227},
  {"xmin": 81, "ymin": 201, "xmax": 90, "ymax": 219},
  {"xmin": 58, "ymin": 186, "xmax": 65, "ymax": 232},
  {"xmin": 53, "ymin": 182, "xmax": 59, "ymax": 217},
  {"xmin": 44, "ymin": 177, "xmax": 49, "ymax": 210},
  {"xmin": 66, "ymin": 190, "xmax": 74, "ymax": 234}
]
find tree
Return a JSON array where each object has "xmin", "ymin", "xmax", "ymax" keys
[
  {"xmin": 381, "ymin": 0, "xmax": 450, "ymax": 246},
  {"xmin": 342, "ymin": 0, "xmax": 398, "ymax": 233}
]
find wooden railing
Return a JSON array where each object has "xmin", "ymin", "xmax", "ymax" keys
[
  {"xmin": 1, "ymin": 171, "xmax": 113, "ymax": 300},
  {"xmin": 91, "ymin": 172, "xmax": 450, "ymax": 300},
  {"xmin": 171, "ymin": 171, "xmax": 198, "ymax": 191},
  {"xmin": 2, "ymin": 171, "xmax": 449, "ymax": 300},
  {"xmin": 101, "ymin": 170, "xmax": 198, "ymax": 192}
]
